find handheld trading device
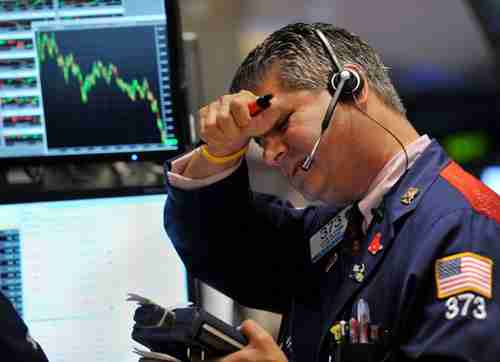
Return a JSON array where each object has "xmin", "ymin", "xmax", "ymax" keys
[{"xmin": 128, "ymin": 294, "xmax": 247, "ymax": 361}]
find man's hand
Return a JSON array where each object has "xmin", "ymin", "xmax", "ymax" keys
[
  {"xmin": 199, "ymin": 90, "xmax": 280, "ymax": 157},
  {"xmin": 219, "ymin": 320, "xmax": 288, "ymax": 362},
  {"xmin": 180, "ymin": 90, "xmax": 281, "ymax": 179},
  {"xmin": 198, "ymin": 91, "xmax": 253, "ymax": 157}
]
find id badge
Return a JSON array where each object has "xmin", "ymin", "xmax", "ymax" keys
[{"xmin": 309, "ymin": 205, "xmax": 352, "ymax": 263}]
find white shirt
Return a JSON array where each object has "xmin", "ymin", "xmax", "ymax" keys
[{"xmin": 358, "ymin": 135, "xmax": 431, "ymax": 232}]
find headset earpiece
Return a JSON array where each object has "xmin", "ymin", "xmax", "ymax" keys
[
  {"xmin": 313, "ymin": 28, "xmax": 364, "ymax": 101},
  {"xmin": 330, "ymin": 68, "xmax": 364, "ymax": 100}
]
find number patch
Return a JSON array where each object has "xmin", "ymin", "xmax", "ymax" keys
[{"xmin": 445, "ymin": 293, "xmax": 487, "ymax": 320}]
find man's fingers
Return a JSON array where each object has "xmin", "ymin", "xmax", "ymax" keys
[
  {"xmin": 218, "ymin": 348, "xmax": 253, "ymax": 362},
  {"xmin": 218, "ymin": 95, "xmax": 243, "ymax": 140},
  {"xmin": 239, "ymin": 319, "xmax": 274, "ymax": 348},
  {"xmin": 230, "ymin": 91, "xmax": 254, "ymax": 128},
  {"xmin": 199, "ymin": 101, "xmax": 225, "ymax": 144},
  {"xmin": 197, "ymin": 89, "xmax": 286, "ymax": 155},
  {"xmin": 238, "ymin": 90, "xmax": 255, "ymax": 97},
  {"xmin": 219, "ymin": 320, "xmax": 288, "ymax": 362}
]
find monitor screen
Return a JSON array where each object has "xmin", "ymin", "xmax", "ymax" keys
[
  {"xmin": 0, "ymin": 0, "xmax": 188, "ymax": 164},
  {"xmin": 0, "ymin": 194, "xmax": 189, "ymax": 362},
  {"xmin": 481, "ymin": 165, "xmax": 500, "ymax": 194}
]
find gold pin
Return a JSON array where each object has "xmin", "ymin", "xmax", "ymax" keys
[
  {"xmin": 400, "ymin": 187, "xmax": 420, "ymax": 205},
  {"xmin": 350, "ymin": 263, "xmax": 367, "ymax": 283}
]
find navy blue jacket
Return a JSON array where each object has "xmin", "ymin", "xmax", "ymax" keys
[
  {"xmin": 0, "ymin": 292, "xmax": 48, "ymax": 362},
  {"xmin": 165, "ymin": 141, "xmax": 500, "ymax": 362}
]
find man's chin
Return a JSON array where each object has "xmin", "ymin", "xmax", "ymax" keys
[
  {"xmin": 293, "ymin": 183, "xmax": 320, "ymax": 203},
  {"xmin": 295, "ymin": 184, "xmax": 350, "ymax": 208},
  {"xmin": 300, "ymin": 190, "xmax": 318, "ymax": 202}
]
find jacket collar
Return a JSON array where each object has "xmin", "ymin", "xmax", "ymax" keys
[
  {"xmin": 382, "ymin": 139, "xmax": 451, "ymax": 239},
  {"xmin": 358, "ymin": 135, "xmax": 431, "ymax": 232}
]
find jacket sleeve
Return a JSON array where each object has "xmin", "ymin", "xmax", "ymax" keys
[
  {"xmin": 164, "ymin": 161, "xmax": 320, "ymax": 314},
  {"xmin": 0, "ymin": 292, "xmax": 48, "ymax": 362},
  {"xmin": 398, "ymin": 208, "xmax": 500, "ymax": 362}
]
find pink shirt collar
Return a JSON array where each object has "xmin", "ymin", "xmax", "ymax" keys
[{"xmin": 358, "ymin": 135, "xmax": 431, "ymax": 232}]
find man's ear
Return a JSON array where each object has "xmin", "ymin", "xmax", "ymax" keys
[{"xmin": 344, "ymin": 63, "xmax": 369, "ymax": 106}]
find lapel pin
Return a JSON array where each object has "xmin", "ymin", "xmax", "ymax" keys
[
  {"xmin": 400, "ymin": 187, "xmax": 420, "ymax": 205},
  {"xmin": 350, "ymin": 263, "xmax": 367, "ymax": 283},
  {"xmin": 368, "ymin": 232, "xmax": 383, "ymax": 255}
]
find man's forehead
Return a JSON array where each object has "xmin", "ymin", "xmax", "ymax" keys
[
  {"xmin": 256, "ymin": 86, "xmax": 321, "ymax": 115},
  {"xmin": 254, "ymin": 76, "xmax": 283, "ymax": 98},
  {"xmin": 258, "ymin": 92, "xmax": 291, "ymax": 125},
  {"xmin": 251, "ymin": 91, "xmax": 291, "ymax": 144},
  {"xmin": 253, "ymin": 62, "xmax": 282, "ymax": 94}
]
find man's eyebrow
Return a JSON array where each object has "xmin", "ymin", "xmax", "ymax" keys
[{"xmin": 257, "ymin": 110, "xmax": 293, "ymax": 141}]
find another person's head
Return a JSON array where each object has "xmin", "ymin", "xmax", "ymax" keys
[{"xmin": 231, "ymin": 22, "xmax": 417, "ymax": 206}]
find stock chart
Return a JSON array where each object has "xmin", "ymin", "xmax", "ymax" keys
[{"xmin": 36, "ymin": 26, "xmax": 171, "ymax": 149}]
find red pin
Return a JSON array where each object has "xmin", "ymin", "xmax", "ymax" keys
[{"xmin": 368, "ymin": 232, "xmax": 383, "ymax": 255}]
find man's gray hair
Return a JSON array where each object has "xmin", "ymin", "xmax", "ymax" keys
[{"xmin": 230, "ymin": 22, "xmax": 406, "ymax": 115}]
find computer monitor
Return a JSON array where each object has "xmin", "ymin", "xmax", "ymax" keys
[
  {"xmin": 0, "ymin": 0, "xmax": 189, "ymax": 164},
  {"xmin": 481, "ymin": 165, "xmax": 500, "ymax": 194},
  {"xmin": 0, "ymin": 194, "xmax": 192, "ymax": 361}
]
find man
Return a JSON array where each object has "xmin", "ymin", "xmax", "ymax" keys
[
  {"xmin": 0, "ymin": 292, "xmax": 48, "ymax": 361},
  {"xmin": 164, "ymin": 22, "xmax": 500, "ymax": 361}
]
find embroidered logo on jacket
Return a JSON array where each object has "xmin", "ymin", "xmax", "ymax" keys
[{"xmin": 435, "ymin": 252, "xmax": 493, "ymax": 299}]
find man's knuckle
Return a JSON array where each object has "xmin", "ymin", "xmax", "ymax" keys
[
  {"xmin": 239, "ymin": 90, "xmax": 254, "ymax": 97},
  {"xmin": 230, "ymin": 99, "xmax": 246, "ymax": 114},
  {"xmin": 255, "ymin": 333, "xmax": 272, "ymax": 345},
  {"xmin": 218, "ymin": 111, "xmax": 232, "ymax": 125}
]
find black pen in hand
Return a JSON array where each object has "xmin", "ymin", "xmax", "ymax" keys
[{"xmin": 248, "ymin": 94, "xmax": 273, "ymax": 116}]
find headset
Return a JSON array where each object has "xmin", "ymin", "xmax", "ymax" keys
[
  {"xmin": 301, "ymin": 28, "xmax": 408, "ymax": 173},
  {"xmin": 301, "ymin": 28, "xmax": 364, "ymax": 171}
]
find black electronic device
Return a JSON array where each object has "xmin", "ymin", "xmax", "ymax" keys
[
  {"xmin": 0, "ymin": 0, "xmax": 189, "ymax": 165},
  {"xmin": 128, "ymin": 293, "xmax": 247, "ymax": 362}
]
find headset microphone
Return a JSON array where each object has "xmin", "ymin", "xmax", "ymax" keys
[
  {"xmin": 301, "ymin": 70, "xmax": 350, "ymax": 171},
  {"xmin": 301, "ymin": 29, "xmax": 363, "ymax": 171}
]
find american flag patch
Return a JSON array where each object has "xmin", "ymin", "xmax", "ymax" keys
[{"xmin": 435, "ymin": 252, "xmax": 493, "ymax": 299}]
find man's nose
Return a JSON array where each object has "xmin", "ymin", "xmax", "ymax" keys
[{"xmin": 262, "ymin": 135, "xmax": 287, "ymax": 167}]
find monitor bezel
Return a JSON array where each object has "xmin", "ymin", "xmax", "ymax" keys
[{"xmin": 0, "ymin": 0, "xmax": 190, "ymax": 166}]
